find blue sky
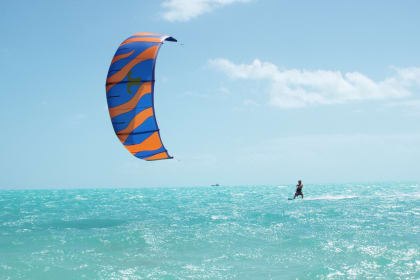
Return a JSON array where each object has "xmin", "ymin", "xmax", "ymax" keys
[{"xmin": 1, "ymin": 0, "xmax": 419, "ymax": 188}]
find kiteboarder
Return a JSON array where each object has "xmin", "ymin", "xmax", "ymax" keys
[{"xmin": 293, "ymin": 180, "xmax": 304, "ymax": 199}]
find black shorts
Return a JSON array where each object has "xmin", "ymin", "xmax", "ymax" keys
[{"xmin": 295, "ymin": 191, "xmax": 303, "ymax": 196}]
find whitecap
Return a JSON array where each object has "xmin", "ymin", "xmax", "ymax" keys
[
  {"xmin": 119, "ymin": 268, "xmax": 136, "ymax": 275},
  {"xmin": 232, "ymin": 193, "xmax": 244, "ymax": 197},
  {"xmin": 44, "ymin": 202, "xmax": 56, "ymax": 208},
  {"xmin": 305, "ymin": 195, "xmax": 358, "ymax": 201},
  {"xmin": 327, "ymin": 270, "xmax": 344, "ymax": 278},
  {"xmin": 128, "ymin": 194, "xmax": 144, "ymax": 200},
  {"xmin": 183, "ymin": 264, "xmax": 203, "ymax": 271},
  {"xmin": 211, "ymin": 215, "xmax": 229, "ymax": 220}
]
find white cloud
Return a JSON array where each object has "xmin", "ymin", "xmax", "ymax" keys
[
  {"xmin": 209, "ymin": 58, "xmax": 420, "ymax": 108},
  {"xmin": 161, "ymin": 0, "xmax": 250, "ymax": 22}
]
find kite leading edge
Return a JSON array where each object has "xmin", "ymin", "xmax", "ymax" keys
[{"xmin": 106, "ymin": 33, "xmax": 176, "ymax": 161}]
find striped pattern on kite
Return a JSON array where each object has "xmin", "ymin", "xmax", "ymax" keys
[{"xmin": 106, "ymin": 33, "xmax": 176, "ymax": 161}]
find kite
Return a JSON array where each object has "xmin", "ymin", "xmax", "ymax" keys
[{"xmin": 106, "ymin": 33, "xmax": 176, "ymax": 161}]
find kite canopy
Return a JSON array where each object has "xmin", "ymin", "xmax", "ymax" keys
[{"xmin": 106, "ymin": 33, "xmax": 176, "ymax": 161}]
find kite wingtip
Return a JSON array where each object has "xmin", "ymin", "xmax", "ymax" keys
[{"xmin": 165, "ymin": 36, "xmax": 177, "ymax": 42}]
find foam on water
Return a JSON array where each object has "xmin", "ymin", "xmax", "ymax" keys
[
  {"xmin": 0, "ymin": 183, "xmax": 419, "ymax": 279},
  {"xmin": 305, "ymin": 195, "xmax": 358, "ymax": 201}
]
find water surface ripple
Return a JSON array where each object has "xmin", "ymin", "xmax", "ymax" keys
[{"xmin": 0, "ymin": 183, "xmax": 419, "ymax": 279}]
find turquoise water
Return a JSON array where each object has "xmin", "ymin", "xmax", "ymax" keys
[{"xmin": 0, "ymin": 183, "xmax": 419, "ymax": 280}]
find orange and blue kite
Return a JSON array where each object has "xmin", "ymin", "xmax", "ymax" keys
[{"xmin": 106, "ymin": 33, "xmax": 176, "ymax": 161}]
